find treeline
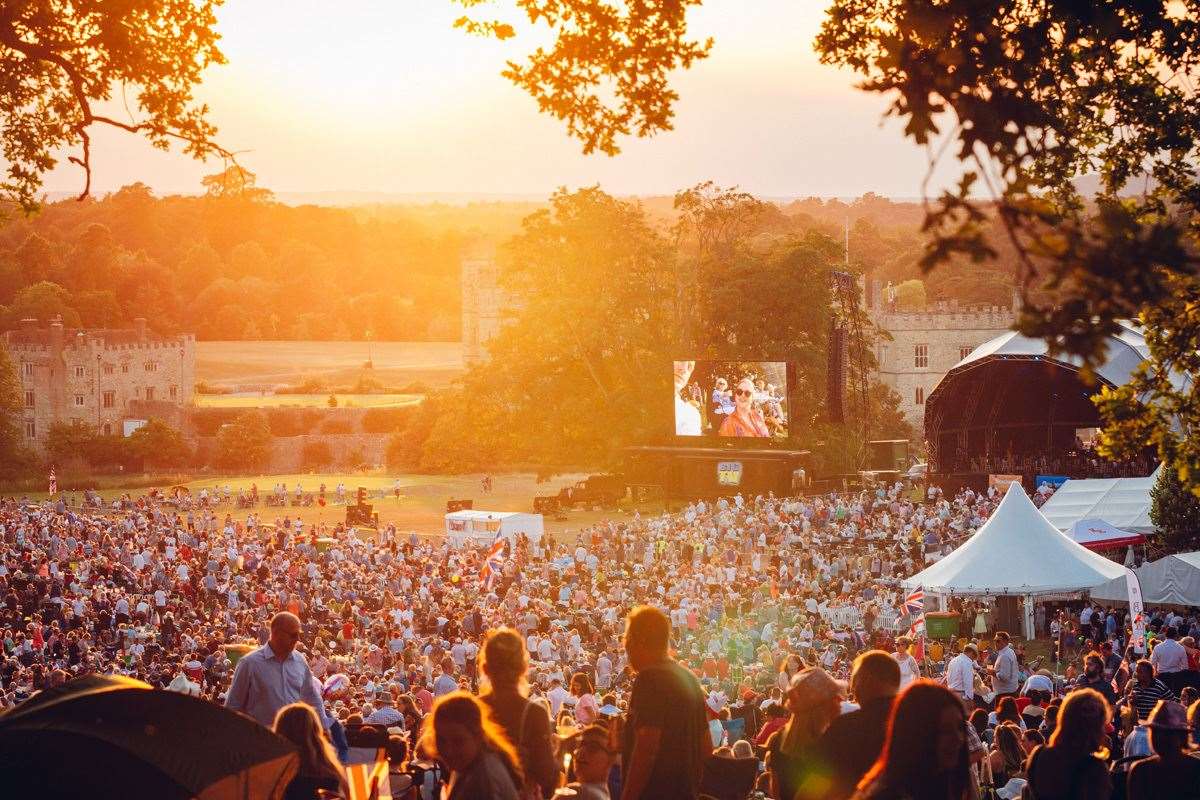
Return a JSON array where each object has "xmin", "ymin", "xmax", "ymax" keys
[
  {"xmin": 0, "ymin": 182, "xmax": 466, "ymax": 340},
  {"xmin": 383, "ymin": 185, "xmax": 916, "ymax": 475}
]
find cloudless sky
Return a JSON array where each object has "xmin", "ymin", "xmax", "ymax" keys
[{"xmin": 42, "ymin": 1, "xmax": 955, "ymax": 200}]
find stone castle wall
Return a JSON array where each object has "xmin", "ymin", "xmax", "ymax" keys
[
  {"xmin": 870, "ymin": 302, "xmax": 1016, "ymax": 435},
  {"xmin": 5, "ymin": 318, "xmax": 196, "ymax": 451}
]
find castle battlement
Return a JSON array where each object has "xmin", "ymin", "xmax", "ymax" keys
[{"xmin": 4, "ymin": 316, "xmax": 196, "ymax": 452}]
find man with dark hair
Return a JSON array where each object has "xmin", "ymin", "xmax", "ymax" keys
[
  {"xmin": 1075, "ymin": 651, "xmax": 1118, "ymax": 706},
  {"xmin": 1127, "ymin": 659, "xmax": 1175, "ymax": 721},
  {"xmin": 619, "ymin": 605, "xmax": 709, "ymax": 800},
  {"xmin": 817, "ymin": 649, "xmax": 901, "ymax": 799}
]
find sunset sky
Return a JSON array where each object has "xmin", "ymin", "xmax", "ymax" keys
[{"xmin": 44, "ymin": 1, "xmax": 952, "ymax": 201}]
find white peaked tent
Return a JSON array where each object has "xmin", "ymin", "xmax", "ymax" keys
[{"xmin": 903, "ymin": 483, "xmax": 1128, "ymax": 637}]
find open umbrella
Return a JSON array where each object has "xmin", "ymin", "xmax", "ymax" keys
[{"xmin": 0, "ymin": 674, "xmax": 299, "ymax": 800}]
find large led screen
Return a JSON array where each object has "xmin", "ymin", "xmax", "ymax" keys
[{"xmin": 673, "ymin": 360, "xmax": 789, "ymax": 439}]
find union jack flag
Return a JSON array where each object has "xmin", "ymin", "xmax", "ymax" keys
[
  {"xmin": 48, "ymin": 468, "xmax": 57, "ymax": 497},
  {"xmin": 479, "ymin": 534, "xmax": 506, "ymax": 592},
  {"xmin": 903, "ymin": 587, "xmax": 924, "ymax": 617}
]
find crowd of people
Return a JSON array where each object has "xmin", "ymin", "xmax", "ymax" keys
[{"xmin": 2, "ymin": 478, "xmax": 1199, "ymax": 799}]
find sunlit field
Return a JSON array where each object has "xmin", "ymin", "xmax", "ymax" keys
[
  {"xmin": 193, "ymin": 393, "xmax": 422, "ymax": 408},
  {"xmin": 33, "ymin": 472, "xmax": 641, "ymax": 538},
  {"xmin": 195, "ymin": 340, "xmax": 464, "ymax": 390}
]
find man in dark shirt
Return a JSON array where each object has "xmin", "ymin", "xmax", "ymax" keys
[
  {"xmin": 1127, "ymin": 659, "xmax": 1175, "ymax": 721},
  {"xmin": 818, "ymin": 650, "xmax": 900, "ymax": 799},
  {"xmin": 619, "ymin": 605, "xmax": 709, "ymax": 800},
  {"xmin": 1075, "ymin": 651, "xmax": 1118, "ymax": 706}
]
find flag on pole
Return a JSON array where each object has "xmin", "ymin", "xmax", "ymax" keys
[
  {"xmin": 345, "ymin": 755, "xmax": 392, "ymax": 800},
  {"xmin": 479, "ymin": 534, "xmax": 506, "ymax": 592},
  {"xmin": 48, "ymin": 468, "xmax": 57, "ymax": 496},
  {"xmin": 903, "ymin": 587, "xmax": 924, "ymax": 617}
]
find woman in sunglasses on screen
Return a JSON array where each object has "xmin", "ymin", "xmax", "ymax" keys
[{"xmin": 718, "ymin": 377, "xmax": 771, "ymax": 437}]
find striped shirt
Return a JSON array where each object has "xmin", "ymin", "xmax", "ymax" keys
[{"xmin": 1130, "ymin": 678, "xmax": 1174, "ymax": 720}]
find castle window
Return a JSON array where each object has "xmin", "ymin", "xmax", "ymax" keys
[
  {"xmin": 145, "ymin": 361, "xmax": 157, "ymax": 372},
  {"xmin": 74, "ymin": 394, "xmax": 84, "ymax": 407},
  {"xmin": 24, "ymin": 421, "xmax": 35, "ymax": 438},
  {"xmin": 104, "ymin": 364, "xmax": 114, "ymax": 375},
  {"xmin": 23, "ymin": 363, "xmax": 33, "ymax": 377},
  {"xmin": 103, "ymin": 423, "xmax": 112, "ymax": 435},
  {"xmin": 169, "ymin": 385, "xmax": 177, "ymax": 399},
  {"xmin": 915, "ymin": 386, "xmax": 925, "ymax": 405},
  {"xmin": 914, "ymin": 344, "xmax": 928, "ymax": 368},
  {"xmin": 121, "ymin": 363, "xmax": 129, "ymax": 374},
  {"xmin": 145, "ymin": 387, "xmax": 155, "ymax": 401},
  {"xmin": 960, "ymin": 345, "xmax": 973, "ymax": 360},
  {"xmin": 102, "ymin": 391, "xmax": 115, "ymax": 408},
  {"xmin": 24, "ymin": 391, "xmax": 33, "ymax": 408},
  {"xmin": 74, "ymin": 366, "xmax": 85, "ymax": 378}
]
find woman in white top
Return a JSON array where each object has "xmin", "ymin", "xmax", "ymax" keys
[{"xmin": 893, "ymin": 636, "xmax": 921, "ymax": 688}]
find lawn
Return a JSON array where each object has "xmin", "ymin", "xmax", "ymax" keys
[
  {"xmin": 32, "ymin": 471, "xmax": 649, "ymax": 538},
  {"xmin": 194, "ymin": 393, "xmax": 423, "ymax": 409},
  {"xmin": 195, "ymin": 340, "xmax": 463, "ymax": 390}
]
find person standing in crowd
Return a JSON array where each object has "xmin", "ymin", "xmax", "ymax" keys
[
  {"xmin": 819, "ymin": 650, "xmax": 901, "ymax": 799},
  {"xmin": 619, "ymin": 605, "xmax": 708, "ymax": 800},
  {"xmin": 564, "ymin": 724, "xmax": 618, "ymax": 800},
  {"xmin": 273, "ymin": 703, "xmax": 348, "ymax": 800},
  {"xmin": 765, "ymin": 666, "xmax": 844, "ymax": 800},
  {"xmin": 892, "ymin": 637, "xmax": 919, "ymax": 689},
  {"xmin": 571, "ymin": 672, "xmax": 600, "ymax": 725},
  {"xmin": 1126, "ymin": 659, "xmax": 1175, "ymax": 721},
  {"xmin": 477, "ymin": 628, "xmax": 560, "ymax": 798},
  {"xmin": 1149, "ymin": 626, "xmax": 1189, "ymax": 694},
  {"xmin": 226, "ymin": 612, "xmax": 328, "ymax": 729},
  {"xmin": 423, "ymin": 691, "xmax": 522, "ymax": 800},
  {"xmin": 1126, "ymin": 700, "xmax": 1200, "ymax": 800},
  {"xmin": 989, "ymin": 631, "xmax": 1019, "ymax": 701},
  {"xmin": 1076, "ymin": 651, "xmax": 1118, "ymax": 706},
  {"xmin": 946, "ymin": 643, "xmax": 977, "ymax": 707},
  {"xmin": 1023, "ymin": 688, "xmax": 1112, "ymax": 800},
  {"xmin": 851, "ymin": 682, "xmax": 972, "ymax": 800}
]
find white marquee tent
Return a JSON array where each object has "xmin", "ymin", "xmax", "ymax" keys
[
  {"xmin": 1090, "ymin": 551, "xmax": 1200, "ymax": 607},
  {"xmin": 903, "ymin": 482, "xmax": 1128, "ymax": 636},
  {"xmin": 1038, "ymin": 468, "xmax": 1159, "ymax": 536}
]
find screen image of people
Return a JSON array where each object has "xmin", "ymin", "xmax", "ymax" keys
[{"xmin": 673, "ymin": 360, "xmax": 789, "ymax": 438}]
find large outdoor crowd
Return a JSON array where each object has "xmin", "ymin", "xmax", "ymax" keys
[{"xmin": 2, "ymin": 479, "xmax": 1200, "ymax": 800}]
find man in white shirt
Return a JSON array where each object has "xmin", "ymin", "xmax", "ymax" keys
[
  {"xmin": 988, "ymin": 632, "xmax": 1020, "ymax": 699},
  {"xmin": 1150, "ymin": 625, "xmax": 1189, "ymax": 693},
  {"xmin": 945, "ymin": 643, "xmax": 978, "ymax": 707},
  {"xmin": 546, "ymin": 677, "xmax": 572, "ymax": 718}
]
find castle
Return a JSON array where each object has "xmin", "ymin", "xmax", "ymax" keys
[
  {"xmin": 867, "ymin": 281, "xmax": 1017, "ymax": 431},
  {"xmin": 4, "ymin": 317, "xmax": 196, "ymax": 452}
]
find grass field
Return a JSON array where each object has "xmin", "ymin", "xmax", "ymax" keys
[
  {"xmin": 195, "ymin": 340, "xmax": 464, "ymax": 390},
  {"xmin": 194, "ymin": 393, "xmax": 423, "ymax": 409},
  {"xmin": 34, "ymin": 471, "xmax": 649, "ymax": 538}
]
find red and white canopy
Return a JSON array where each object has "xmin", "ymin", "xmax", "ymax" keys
[{"xmin": 1068, "ymin": 518, "xmax": 1145, "ymax": 551}]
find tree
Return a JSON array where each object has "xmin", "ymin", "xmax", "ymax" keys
[
  {"xmin": 127, "ymin": 418, "xmax": 193, "ymax": 469},
  {"xmin": 214, "ymin": 410, "xmax": 272, "ymax": 471},
  {"xmin": 454, "ymin": 0, "xmax": 711, "ymax": 155},
  {"xmin": 45, "ymin": 421, "xmax": 98, "ymax": 466},
  {"xmin": 300, "ymin": 440, "xmax": 334, "ymax": 470},
  {"xmin": 0, "ymin": 1, "xmax": 230, "ymax": 211},
  {"xmin": 893, "ymin": 279, "xmax": 926, "ymax": 311},
  {"xmin": 472, "ymin": 1, "xmax": 1200, "ymax": 492},
  {"xmin": 0, "ymin": 343, "xmax": 24, "ymax": 468},
  {"xmin": 201, "ymin": 166, "xmax": 273, "ymax": 202},
  {"xmin": 1150, "ymin": 466, "xmax": 1200, "ymax": 554}
]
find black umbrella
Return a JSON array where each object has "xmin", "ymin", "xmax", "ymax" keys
[{"xmin": 0, "ymin": 674, "xmax": 299, "ymax": 800}]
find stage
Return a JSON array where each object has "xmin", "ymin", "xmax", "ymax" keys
[{"xmin": 622, "ymin": 445, "xmax": 812, "ymax": 501}]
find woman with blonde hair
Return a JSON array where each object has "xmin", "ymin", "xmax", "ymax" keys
[
  {"xmin": 272, "ymin": 702, "xmax": 348, "ymax": 800},
  {"xmin": 422, "ymin": 691, "xmax": 521, "ymax": 800},
  {"xmin": 1024, "ymin": 688, "xmax": 1112, "ymax": 799},
  {"xmin": 477, "ymin": 627, "xmax": 560, "ymax": 797},
  {"xmin": 765, "ymin": 667, "xmax": 844, "ymax": 800}
]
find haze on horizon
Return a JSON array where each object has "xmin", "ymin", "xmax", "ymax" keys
[{"xmin": 42, "ymin": 1, "xmax": 957, "ymax": 202}]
